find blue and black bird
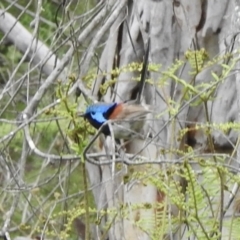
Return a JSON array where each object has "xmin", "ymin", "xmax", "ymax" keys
[
  {"xmin": 80, "ymin": 102, "xmax": 151, "ymax": 139},
  {"xmin": 80, "ymin": 39, "xmax": 152, "ymax": 139}
]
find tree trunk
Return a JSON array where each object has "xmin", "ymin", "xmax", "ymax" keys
[{"xmin": 88, "ymin": 0, "xmax": 240, "ymax": 239}]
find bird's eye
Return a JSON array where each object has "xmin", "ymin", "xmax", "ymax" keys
[{"xmin": 90, "ymin": 112, "xmax": 96, "ymax": 118}]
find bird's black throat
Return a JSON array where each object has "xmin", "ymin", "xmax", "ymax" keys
[
  {"xmin": 84, "ymin": 103, "xmax": 117, "ymax": 136},
  {"xmin": 86, "ymin": 115, "xmax": 111, "ymax": 135}
]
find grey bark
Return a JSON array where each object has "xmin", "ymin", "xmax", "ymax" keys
[
  {"xmin": 1, "ymin": 0, "xmax": 240, "ymax": 239},
  {"xmin": 90, "ymin": 0, "xmax": 240, "ymax": 240},
  {"xmin": 0, "ymin": 9, "xmax": 66, "ymax": 79}
]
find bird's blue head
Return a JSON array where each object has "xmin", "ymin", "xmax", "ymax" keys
[{"xmin": 81, "ymin": 102, "xmax": 118, "ymax": 135}]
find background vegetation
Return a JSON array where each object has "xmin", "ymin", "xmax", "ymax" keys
[
  {"xmin": 0, "ymin": 0, "xmax": 97, "ymax": 239},
  {"xmin": 1, "ymin": 1, "xmax": 240, "ymax": 240}
]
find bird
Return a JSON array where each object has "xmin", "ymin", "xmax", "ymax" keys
[{"xmin": 79, "ymin": 102, "xmax": 152, "ymax": 139}]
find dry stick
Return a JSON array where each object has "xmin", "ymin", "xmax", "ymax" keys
[
  {"xmin": 4, "ymin": 4, "xmax": 233, "ymax": 166},
  {"xmin": 18, "ymin": 109, "xmax": 240, "ymax": 169},
  {"xmin": 10, "ymin": 62, "xmax": 240, "ymax": 165},
  {"xmin": 0, "ymin": 192, "xmax": 20, "ymax": 238},
  {"xmin": 80, "ymin": 0, "xmax": 128, "ymax": 77},
  {"xmin": 130, "ymin": 66, "xmax": 240, "ymax": 162},
  {"xmin": 0, "ymin": 99, "xmax": 62, "ymax": 146},
  {"xmin": 0, "ymin": 44, "xmax": 65, "ymax": 117},
  {"xmin": 18, "ymin": 140, "xmax": 29, "ymax": 223},
  {"xmin": 5, "ymin": 170, "xmax": 61, "ymax": 192},
  {"xmin": 0, "ymin": 20, "xmax": 71, "ymax": 94},
  {"xmin": 0, "ymin": 16, "xmax": 85, "ymax": 106},
  {"xmin": 0, "ymin": 150, "xmax": 36, "ymax": 237},
  {"xmin": 223, "ymin": 50, "xmax": 240, "ymax": 216},
  {"xmin": 0, "ymin": 3, "xmax": 56, "ymax": 88},
  {"xmin": 22, "ymin": 113, "xmax": 80, "ymax": 161},
  {"xmin": 198, "ymin": 57, "xmax": 239, "ymax": 236},
  {"xmin": 4, "ymin": 0, "xmax": 55, "ymax": 26},
  {"xmin": 22, "ymin": 135, "xmax": 63, "ymax": 222},
  {"xmin": 82, "ymin": 157, "xmax": 90, "ymax": 240},
  {"xmin": 26, "ymin": 0, "xmax": 43, "ymax": 104},
  {"xmin": 22, "ymin": 1, "xmax": 116, "ymax": 117},
  {"xmin": 14, "ymin": 2, "xmax": 46, "ymax": 228},
  {"xmin": 185, "ymin": 163, "xmax": 211, "ymax": 240},
  {"xmin": 83, "ymin": 120, "xmax": 139, "ymax": 165},
  {"xmin": 137, "ymin": 37, "xmax": 150, "ymax": 103},
  {"xmin": 0, "ymin": 4, "xmax": 37, "ymax": 117},
  {"xmin": 203, "ymin": 102, "xmax": 224, "ymax": 240},
  {"xmin": 2, "ymin": 107, "xmax": 102, "ymax": 165},
  {"xmin": 8, "ymin": 161, "xmax": 80, "ymax": 233},
  {"xmin": 0, "ymin": 3, "xmax": 32, "ymax": 45},
  {"xmin": 0, "ymin": 76, "xmax": 93, "ymax": 145},
  {"xmin": 83, "ymin": 130, "xmax": 239, "ymax": 173},
  {"xmin": 0, "ymin": 6, "xmax": 80, "ymax": 80}
]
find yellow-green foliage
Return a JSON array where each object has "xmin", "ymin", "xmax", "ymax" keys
[
  {"xmin": 2, "ymin": 18, "xmax": 240, "ymax": 239},
  {"xmin": 33, "ymin": 48, "xmax": 240, "ymax": 239},
  {"xmin": 55, "ymin": 48, "xmax": 240, "ymax": 240},
  {"xmin": 185, "ymin": 48, "xmax": 209, "ymax": 74}
]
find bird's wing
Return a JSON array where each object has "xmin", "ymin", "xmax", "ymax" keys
[
  {"xmin": 114, "ymin": 104, "xmax": 151, "ymax": 120},
  {"xmin": 108, "ymin": 103, "xmax": 124, "ymax": 120},
  {"xmin": 91, "ymin": 112, "xmax": 107, "ymax": 124}
]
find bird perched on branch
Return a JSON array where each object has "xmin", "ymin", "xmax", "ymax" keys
[
  {"xmin": 79, "ymin": 38, "xmax": 152, "ymax": 139},
  {"xmin": 79, "ymin": 102, "xmax": 151, "ymax": 139}
]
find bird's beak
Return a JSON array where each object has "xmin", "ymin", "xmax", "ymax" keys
[{"xmin": 77, "ymin": 112, "xmax": 86, "ymax": 118}]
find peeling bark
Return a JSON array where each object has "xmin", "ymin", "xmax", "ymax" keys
[{"xmin": 92, "ymin": 0, "xmax": 240, "ymax": 239}]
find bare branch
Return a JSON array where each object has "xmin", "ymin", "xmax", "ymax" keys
[{"xmin": 0, "ymin": 9, "xmax": 64, "ymax": 78}]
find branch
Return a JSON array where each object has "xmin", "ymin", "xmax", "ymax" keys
[
  {"xmin": 79, "ymin": 0, "xmax": 128, "ymax": 77},
  {"xmin": 22, "ymin": 113, "xmax": 80, "ymax": 161},
  {"xmin": 0, "ymin": 9, "xmax": 64, "ymax": 78},
  {"xmin": 21, "ymin": 1, "xmax": 118, "ymax": 117}
]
